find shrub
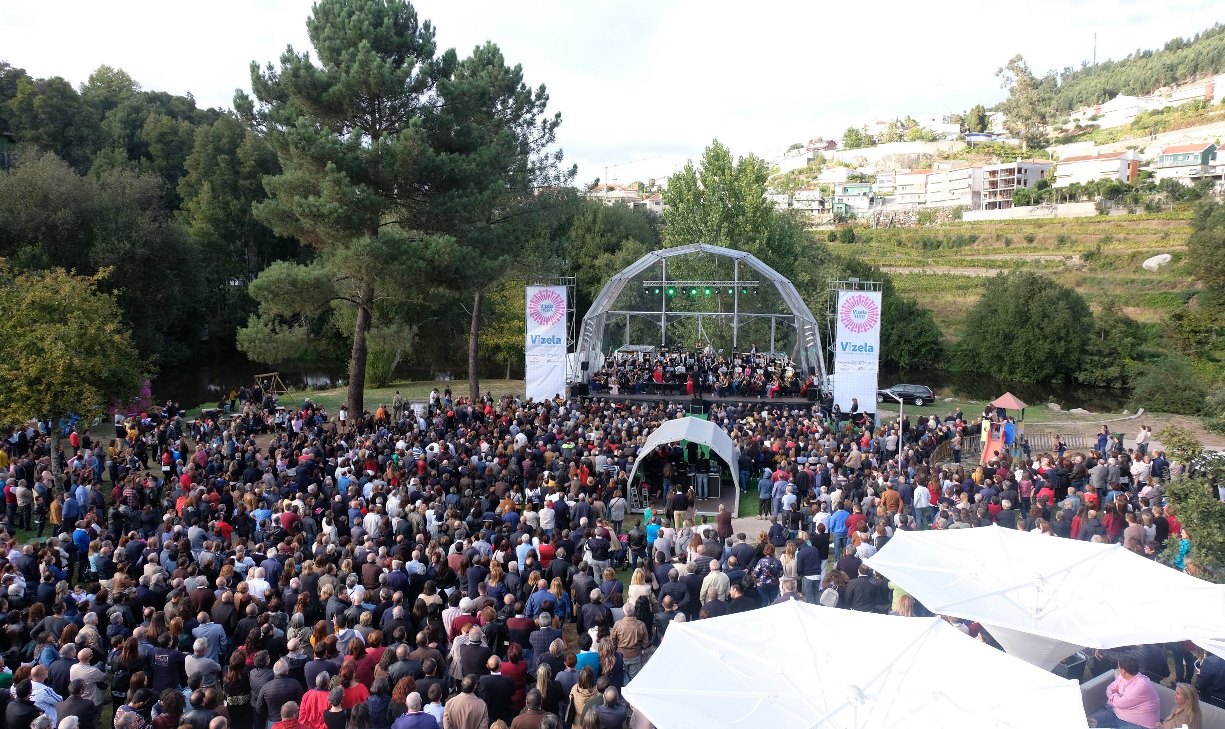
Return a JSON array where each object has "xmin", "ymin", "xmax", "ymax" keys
[
  {"xmin": 1023, "ymin": 233, "xmax": 1036, "ymax": 244},
  {"xmin": 838, "ymin": 226, "xmax": 856, "ymax": 245},
  {"xmin": 1129, "ymin": 354, "xmax": 1207, "ymax": 414},
  {"xmin": 826, "ymin": 230, "xmax": 838, "ymax": 242}
]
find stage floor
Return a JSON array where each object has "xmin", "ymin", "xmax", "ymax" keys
[{"xmin": 635, "ymin": 479, "xmax": 742, "ymax": 519}]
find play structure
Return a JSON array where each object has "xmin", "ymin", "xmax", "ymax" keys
[{"xmin": 980, "ymin": 391, "xmax": 1027, "ymax": 464}]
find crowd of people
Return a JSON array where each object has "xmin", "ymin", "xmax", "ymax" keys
[
  {"xmin": 587, "ymin": 348, "xmax": 815, "ymax": 400},
  {"xmin": 0, "ymin": 381, "xmax": 1218, "ymax": 729}
]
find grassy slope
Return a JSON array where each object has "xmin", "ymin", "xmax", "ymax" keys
[{"xmin": 846, "ymin": 212, "xmax": 1195, "ymax": 339}]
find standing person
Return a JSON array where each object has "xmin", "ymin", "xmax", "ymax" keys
[
  {"xmin": 442, "ymin": 674, "xmax": 489, "ymax": 729},
  {"xmin": 1135, "ymin": 426, "xmax": 1150, "ymax": 457},
  {"xmin": 757, "ymin": 470, "xmax": 772, "ymax": 520},
  {"xmin": 68, "ymin": 648, "xmax": 106, "ymax": 708},
  {"xmin": 912, "ymin": 481, "xmax": 931, "ymax": 531},
  {"xmin": 607, "ymin": 491, "xmax": 627, "ymax": 536},
  {"xmin": 668, "ymin": 488, "xmax": 688, "ymax": 530},
  {"xmin": 794, "ymin": 535, "xmax": 823, "ymax": 605}
]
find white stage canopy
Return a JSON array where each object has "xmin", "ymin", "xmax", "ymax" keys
[
  {"xmin": 624, "ymin": 600, "xmax": 1088, "ymax": 729},
  {"xmin": 626, "ymin": 415, "xmax": 740, "ymax": 512},
  {"xmin": 866, "ymin": 526, "xmax": 1225, "ymax": 670}
]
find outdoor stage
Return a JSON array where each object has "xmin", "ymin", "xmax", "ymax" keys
[{"xmin": 574, "ymin": 388, "xmax": 817, "ymax": 411}]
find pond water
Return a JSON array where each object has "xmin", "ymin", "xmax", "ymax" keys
[{"xmin": 151, "ymin": 355, "xmax": 345, "ymax": 409}]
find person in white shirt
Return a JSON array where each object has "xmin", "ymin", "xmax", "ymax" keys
[
  {"xmin": 912, "ymin": 482, "xmax": 932, "ymax": 531},
  {"xmin": 246, "ymin": 567, "xmax": 270, "ymax": 602}
]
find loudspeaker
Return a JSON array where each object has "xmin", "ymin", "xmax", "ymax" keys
[
  {"xmin": 572, "ymin": 383, "xmax": 589, "ymax": 396},
  {"xmin": 580, "ymin": 361, "xmax": 589, "ymax": 372},
  {"xmin": 809, "ymin": 366, "xmax": 816, "ymax": 376}
]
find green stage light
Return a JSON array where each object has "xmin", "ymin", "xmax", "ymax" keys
[
  {"xmin": 689, "ymin": 288, "xmax": 697, "ymax": 295},
  {"xmin": 653, "ymin": 288, "xmax": 660, "ymax": 294},
  {"xmin": 704, "ymin": 288, "xmax": 711, "ymax": 296},
  {"xmin": 727, "ymin": 288, "xmax": 733, "ymax": 294},
  {"xmin": 741, "ymin": 288, "xmax": 749, "ymax": 294},
  {"xmin": 667, "ymin": 287, "xmax": 675, "ymax": 296}
]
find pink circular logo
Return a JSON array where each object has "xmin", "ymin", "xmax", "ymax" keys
[
  {"xmin": 528, "ymin": 289, "xmax": 566, "ymax": 327},
  {"xmin": 839, "ymin": 294, "xmax": 879, "ymax": 334}
]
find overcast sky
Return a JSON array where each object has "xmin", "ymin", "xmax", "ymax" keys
[{"xmin": 3, "ymin": 0, "xmax": 1222, "ymax": 184}]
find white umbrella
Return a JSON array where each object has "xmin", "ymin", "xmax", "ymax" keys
[
  {"xmin": 865, "ymin": 526, "xmax": 1225, "ymax": 669},
  {"xmin": 623, "ymin": 600, "xmax": 1087, "ymax": 729}
]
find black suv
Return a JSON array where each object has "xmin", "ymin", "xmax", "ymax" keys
[{"xmin": 877, "ymin": 384, "xmax": 935, "ymax": 406}]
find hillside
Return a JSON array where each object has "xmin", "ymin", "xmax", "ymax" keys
[
  {"xmin": 1033, "ymin": 24, "xmax": 1225, "ymax": 113},
  {"xmin": 844, "ymin": 212, "xmax": 1195, "ymax": 339}
]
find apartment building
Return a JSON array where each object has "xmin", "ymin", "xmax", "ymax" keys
[
  {"xmin": 981, "ymin": 161, "xmax": 1054, "ymax": 210},
  {"xmin": 894, "ymin": 170, "xmax": 930, "ymax": 207},
  {"xmin": 926, "ymin": 165, "xmax": 982, "ymax": 209},
  {"xmin": 1054, "ymin": 151, "xmax": 1140, "ymax": 187}
]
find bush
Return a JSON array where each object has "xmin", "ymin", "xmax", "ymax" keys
[
  {"xmin": 826, "ymin": 230, "xmax": 838, "ymax": 242},
  {"xmin": 838, "ymin": 226, "xmax": 856, "ymax": 244},
  {"xmin": 1130, "ymin": 354, "xmax": 1207, "ymax": 414},
  {"xmin": 951, "ymin": 271, "xmax": 1093, "ymax": 384}
]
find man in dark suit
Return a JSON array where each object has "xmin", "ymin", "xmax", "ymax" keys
[
  {"xmin": 477, "ymin": 656, "xmax": 516, "ymax": 725},
  {"xmin": 56, "ymin": 679, "xmax": 101, "ymax": 729},
  {"xmin": 48, "ymin": 643, "xmax": 77, "ymax": 697}
]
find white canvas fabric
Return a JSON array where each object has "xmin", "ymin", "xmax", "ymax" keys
[
  {"xmin": 866, "ymin": 526, "xmax": 1225, "ymax": 669},
  {"xmin": 623, "ymin": 600, "xmax": 1087, "ymax": 729},
  {"xmin": 626, "ymin": 415, "xmax": 740, "ymax": 505}
]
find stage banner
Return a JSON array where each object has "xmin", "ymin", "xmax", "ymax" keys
[
  {"xmin": 833, "ymin": 290, "xmax": 882, "ymax": 411},
  {"xmin": 525, "ymin": 286, "xmax": 568, "ymax": 402}
]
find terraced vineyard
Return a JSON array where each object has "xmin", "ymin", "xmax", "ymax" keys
[{"xmin": 841, "ymin": 212, "xmax": 1196, "ymax": 340}]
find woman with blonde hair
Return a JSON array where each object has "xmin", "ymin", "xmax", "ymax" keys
[
  {"xmin": 548, "ymin": 577, "xmax": 572, "ymax": 621},
  {"xmin": 1156, "ymin": 683, "xmax": 1202, "ymax": 729},
  {"xmin": 780, "ymin": 540, "xmax": 799, "ymax": 581},
  {"xmin": 891, "ymin": 594, "xmax": 916, "ymax": 617},
  {"xmin": 626, "ymin": 568, "xmax": 655, "ymax": 612}
]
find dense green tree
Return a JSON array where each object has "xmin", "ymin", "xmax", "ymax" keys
[
  {"xmin": 239, "ymin": 0, "xmax": 568, "ymax": 409},
  {"xmin": 79, "ymin": 65, "xmax": 140, "ymax": 118},
  {"xmin": 1188, "ymin": 201, "xmax": 1225, "ymax": 310},
  {"xmin": 5, "ymin": 75, "xmax": 99, "ymax": 169},
  {"xmin": 0, "ymin": 151, "xmax": 205, "ymax": 361},
  {"xmin": 416, "ymin": 41, "xmax": 573, "ymax": 402},
  {"xmin": 567, "ymin": 200, "xmax": 660, "ymax": 315},
  {"xmin": 965, "ymin": 104, "xmax": 989, "ymax": 133},
  {"xmin": 662, "ymin": 140, "xmax": 801, "ymax": 278},
  {"xmin": 951, "ymin": 271, "xmax": 1091, "ymax": 383},
  {"xmin": 841, "ymin": 127, "xmax": 874, "ymax": 150},
  {"xmin": 0, "ymin": 265, "xmax": 146, "ymax": 477},
  {"xmin": 1130, "ymin": 354, "xmax": 1208, "ymax": 414},
  {"xmin": 236, "ymin": 0, "xmax": 458, "ymax": 416},
  {"xmin": 1077, "ymin": 301, "xmax": 1147, "ymax": 387},
  {"xmin": 0, "ymin": 62, "xmax": 28, "ymax": 134},
  {"xmin": 996, "ymin": 54, "xmax": 1048, "ymax": 152},
  {"xmin": 1157, "ymin": 426, "xmax": 1225, "ymax": 580},
  {"xmin": 792, "ymin": 252, "xmax": 946, "ymax": 371},
  {"xmin": 178, "ymin": 114, "xmax": 298, "ymax": 340},
  {"xmin": 879, "ymin": 120, "xmax": 902, "ymax": 144}
]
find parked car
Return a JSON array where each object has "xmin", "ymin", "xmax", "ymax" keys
[{"xmin": 877, "ymin": 384, "xmax": 934, "ymax": 406}]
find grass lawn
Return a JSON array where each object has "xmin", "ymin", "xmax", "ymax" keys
[{"xmin": 187, "ymin": 378, "xmax": 528, "ymax": 417}]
